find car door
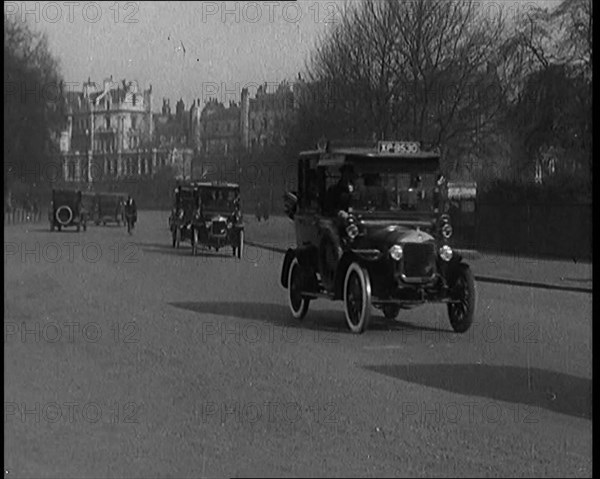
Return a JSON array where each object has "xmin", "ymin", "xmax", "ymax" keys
[{"xmin": 294, "ymin": 156, "xmax": 320, "ymax": 250}]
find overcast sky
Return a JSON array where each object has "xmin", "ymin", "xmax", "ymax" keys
[{"xmin": 12, "ymin": 0, "xmax": 560, "ymax": 111}]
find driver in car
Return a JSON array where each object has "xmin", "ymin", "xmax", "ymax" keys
[{"xmin": 327, "ymin": 164, "xmax": 355, "ymax": 218}]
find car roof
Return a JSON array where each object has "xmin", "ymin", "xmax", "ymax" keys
[
  {"xmin": 300, "ymin": 145, "xmax": 440, "ymax": 166},
  {"xmin": 191, "ymin": 181, "xmax": 240, "ymax": 188}
]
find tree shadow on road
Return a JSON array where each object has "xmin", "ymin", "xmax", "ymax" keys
[
  {"xmin": 168, "ymin": 301, "xmax": 453, "ymax": 336},
  {"xmin": 363, "ymin": 363, "xmax": 591, "ymax": 420}
]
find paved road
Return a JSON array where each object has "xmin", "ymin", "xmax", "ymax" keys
[{"xmin": 4, "ymin": 212, "xmax": 592, "ymax": 478}]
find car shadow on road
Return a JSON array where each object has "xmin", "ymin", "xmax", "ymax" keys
[
  {"xmin": 140, "ymin": 242, "xmax": 234, "ymax": 259},
  {"xmin": 168, "ymin": 301, "xmax": 453, "ymax": 336},
  {"xmin": 363, "ymin": 363, "xmax": 591, "ymax": 420}
]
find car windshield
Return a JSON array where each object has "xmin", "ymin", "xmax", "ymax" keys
[
  {"xmin": 54, "ymin": 191, "xmax": 78, "ymax": 204},
  {"xmin": 200, "ymin": 188, "xmax": 238, "ymax": 211},
  {"xmin": 331, "ymin": 162, "xmax": 441, "ymax": 213}
]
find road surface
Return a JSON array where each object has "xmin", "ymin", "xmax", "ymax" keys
[{"xmin": 4, "ymin": 211, "xmax": 592, "ymax": 478}]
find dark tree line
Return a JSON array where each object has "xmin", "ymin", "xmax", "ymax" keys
[
  {"xmin": 4, "ymin": 15, "xmax": 64, "ymax": 203},
  {"xmin": 287, "ymin": 0, "xmax": 592, "ymax": 194}
]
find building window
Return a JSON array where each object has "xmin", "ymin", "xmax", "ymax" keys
[
  {"xmin": 132, "ymin": 116, "xmax": 137, "ymax": 129},
  {"xmin": 133, "ymin": 94, "xmax": 137, "ymax": 106},
  {"xmin": 251, "ymin": 119, "xmax": 255, "ymax": 130},
  {"xmin": 106, "ymin": 116, "xmax": 110, "ymax": 129}
]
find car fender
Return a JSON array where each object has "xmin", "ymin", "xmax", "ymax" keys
[{"xmin": 280, "ymin": 248, "xmax": 296, "ymax": 288}]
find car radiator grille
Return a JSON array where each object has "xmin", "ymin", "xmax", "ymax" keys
[
  {"xmin": 211, "ymin": 221, "xmax": 227, "ymax": 235},
  {"xmin": 402, "ymin": 243, "xmax": 436, "ymax": 278}
]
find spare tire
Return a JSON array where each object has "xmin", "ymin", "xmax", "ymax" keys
[{"xmin": 55, "ymin": 206, "xmax": 73, "ymax": 225}]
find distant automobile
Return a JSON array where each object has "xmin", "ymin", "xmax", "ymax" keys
[
  {"xmin": 48, "ymin": 188, "xmax": 87, "ymax": 232},
  {"xmin": 191, "ymin": 182, "xmax": 244, "ymax": 258},
  {"xmin": 169, "ymin": 182, "xmax": 198, "ymax": 249},
  {"xmin": 94, "ymin": 192, "xmax": 126, "ymax": 226}
]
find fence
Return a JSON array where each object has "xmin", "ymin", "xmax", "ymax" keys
[
  {"xmin": 453, "ymin": 202, "xmax": 592, "ymax": 261},
  {"xmin": 4, "ymin": 207, "xmax": 43, "ymax": 225}
]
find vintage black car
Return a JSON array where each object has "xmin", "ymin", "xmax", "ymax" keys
[
  {"xmin": 169, "ymin": 182, "xmax": 198, "ymax": 248},
  {"xmin": 191, "ymin": 182, "xmax": 244, "ymax": 258},
  {"xmin": 48, "ymin": 188, "xmax": 87, "ymax": 232},
  {"xmin": 280, "ymin": 140, "xmax": 476, "ymax": 334},
  {"xmin": 94, "ymin": 192, "xmax": 126, "ymax": 226}
]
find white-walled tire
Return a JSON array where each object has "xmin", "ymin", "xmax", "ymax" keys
[
  {"xmin": 343, "ymin": 262, "xmax": 372, "ymax": 334},
  {"xmin": 288, "ymin": 257, "xmax": 310, "ymax": 320},
  {"xmin": 236, "ymin": 230, "xmax": 244, "ymax": 260},
  {"xmin": 191, "ymin": 228, "xmax": 198, "ymax": 256}
]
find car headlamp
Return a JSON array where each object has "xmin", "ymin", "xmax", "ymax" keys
[
  {"xmin": 439, "ymin": 244, "xmax": 453, "ymax": 261},
  {"xmin": 345, "ymin": 224, "xmax": 359, "ymax": 239},
  {"xmin": 442, "ymin": 223, "xmax": 453, "ymax": 239},
  {"xmin": 227, "ymin": 222, "xmax": 232, "ymax": 229},
  {"xmin": 389, "ymin": 244, "xmax": 403, "ymax": 261},
  {"xmin": 205, "ymin": 221, "xmax": 211, "ymax": 229},
  {"xmin": 178, "ymin": 210, "xmax": 184, "ymax": 219}
]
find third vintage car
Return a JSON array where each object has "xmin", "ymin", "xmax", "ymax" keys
[
  {"xmin": 49, "ymin": 188, "xmax": 87, "ymax": 232},
  {"xmin": 281, "ymin": 140, "xmax": 476, "ymax": 334},
  {"xmin": 94, "ymin": 192, "xmax": 126, "ymax": 226}
]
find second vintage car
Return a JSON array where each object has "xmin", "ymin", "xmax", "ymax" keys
[
  {"xmin": 281, "ymin": 140, "xmax": 476, "ymax": 334},
  {"xmin": 191, "ymin": 182, "xmax": 244, "ymax": 258}
]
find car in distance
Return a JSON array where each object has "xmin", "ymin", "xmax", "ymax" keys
[
  {"xmin": 191, "ymin": 182, "xmax": 244, "ymax": 259},
  {"xmin": 169, "ymin": 182, "xmax": 199, "ymax": 249},
  {"xmin": 94, "ymin": 192, "xmax": 126, "ymax": 226},
  {"xmin": 48, "ymin": 188, "xmax": 87, "ymax": 232},
  {"xmin": 280, "ymin": 140, "xmax": 476, "ymax": 334}
]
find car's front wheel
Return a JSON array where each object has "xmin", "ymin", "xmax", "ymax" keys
[
  {"xmin": 343, "ymin": 263, "xmax": 372, "ymax": 334},
  {"xmin": 447, "ymin": 263, "xmax": 476, "ymax": 333},
  {"xmin": 288, "ymin": 257, "xmax": 310, "ymax": 320}
]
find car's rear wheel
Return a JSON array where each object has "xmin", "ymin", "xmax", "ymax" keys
[
  {"xmin": 382, "ymin": 304, "xmax": 401, "ymax": 320},
  {"xmin": 192, "ymin": 228, "xmax": 198, "ymax": 256},
  {"xmin": 236, "ymin": 230, "xmax": 244, "ymax": 260},
  {"xmin": 343, "ymin": 263, "xmax": 372, "ymax": 334},
  {"xmin": 175, "ymin": 228, "xmax": 181, "ymax": 249},
  {"xmin": 288, "ymin": 257, "xmax": 310, "ymax": 320},
  {"xmin": 447, "ymin": 263, "xmax": 476, "ymax": 333}
]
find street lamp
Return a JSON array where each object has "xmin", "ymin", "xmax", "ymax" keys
[{"xmin": 88, "ymin": 101, "xmax": 94, "ymax": 189}]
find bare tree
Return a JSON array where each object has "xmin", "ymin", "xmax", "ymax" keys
[{"xmin": 297, "ymin": 0, "xmax": 516, "ymax": 179}]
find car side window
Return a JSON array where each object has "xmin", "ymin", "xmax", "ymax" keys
[{"xmin": 299, "ymin": 158, "xmax": 319, "ymax": 211}]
